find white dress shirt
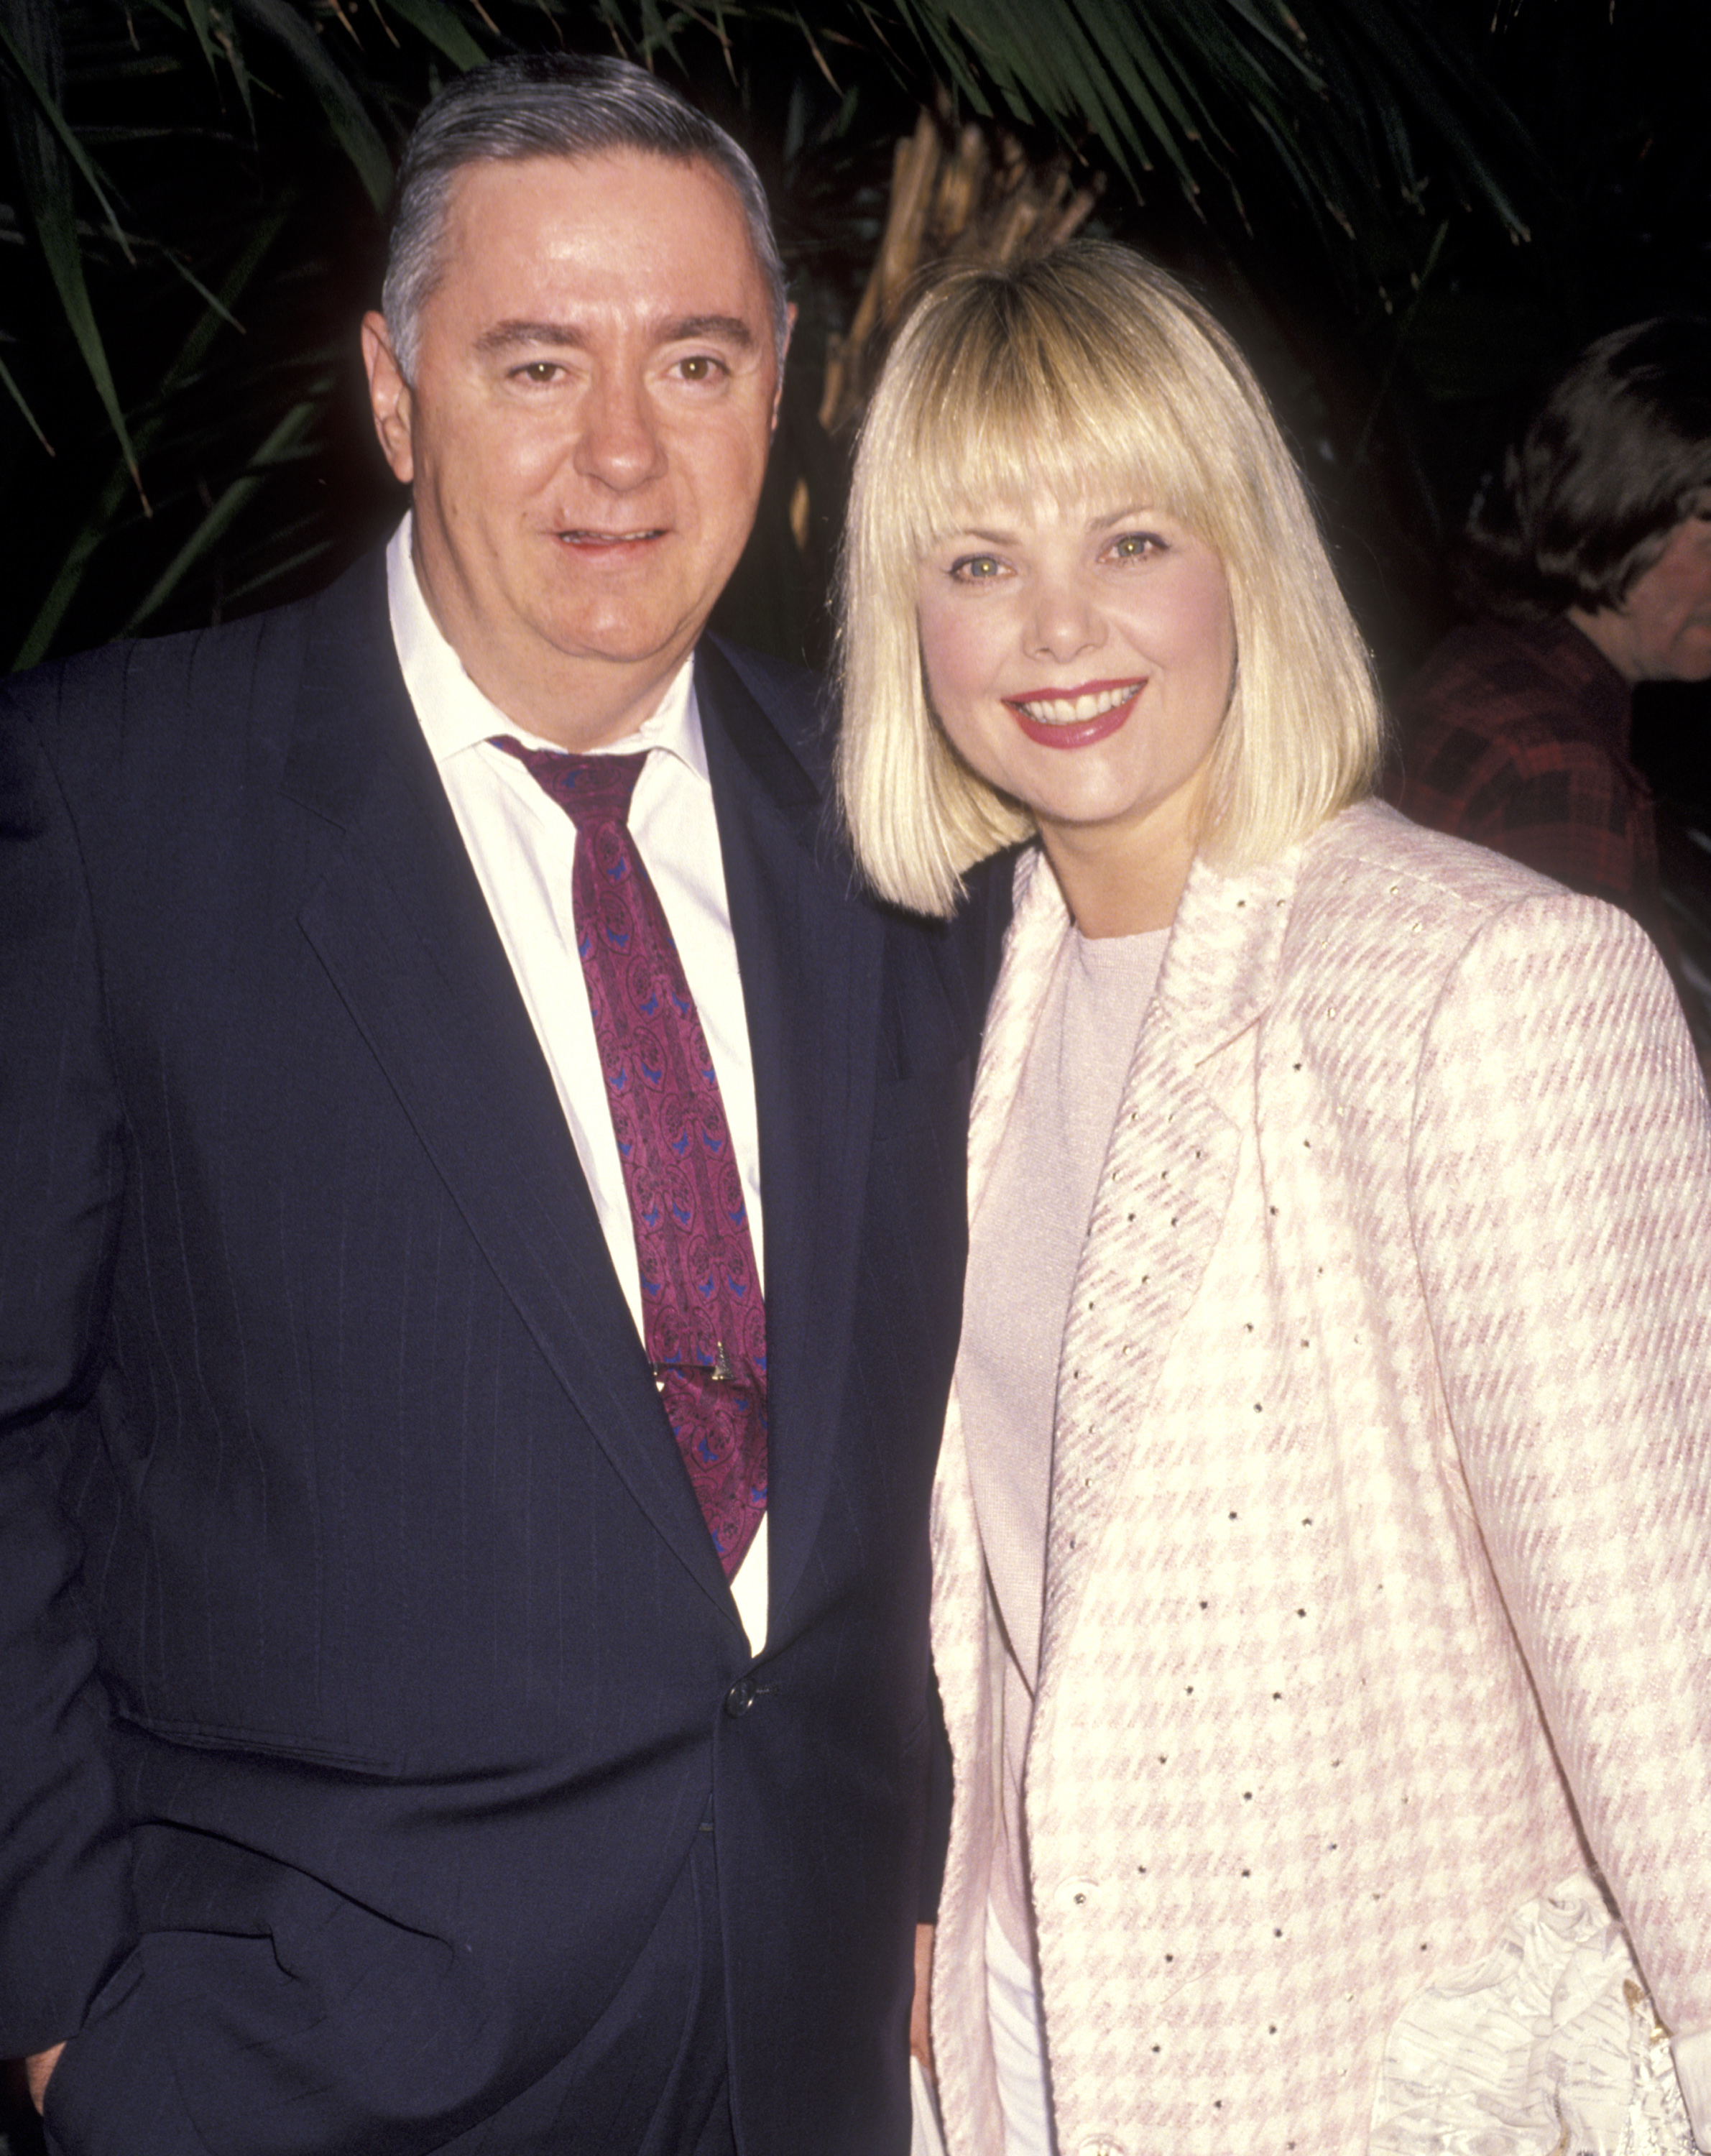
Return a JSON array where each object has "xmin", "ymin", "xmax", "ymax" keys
[{"xmin": 386, "ymin": 517, "xmax": 768, "ymax": 1653}]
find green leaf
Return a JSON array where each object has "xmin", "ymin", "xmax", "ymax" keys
[
  {"xmin": 0, "ymin": 9, "xmax": 132, "ymax": 252},
  {"xmin": 208, "ymin": 0, "xmax": 257, "ymax": 126},
  {"xmin": 182, "ymin": 0, "xmax": 221, "ymax": 73},
  {"xmin": 0, "ymin": 349, "xmax": 52, "ymax": 453},
  {"xmin": 157, "ymin": 245, "xmax": 246, "ymax": 331},
  {"xmin": 124, "ymin": 395, "xmax": 320, "ymax": 633},
  {"xmin": 1288, "ymin": 0, "xmax": 1531, "ymax": 239},
  {"xmin": 1071, "ymin": 0, "xmax": 1206, "ymax": 144},
  {"xmin": 13, "ymin": 206, "xmax": 290, "ymax": 669},
  {"xmin": 379, "ymin": 0, "xmax": 487, "ymax": 73},
  {"xmin": 1202, "ymin": 0, "xmax": 1322, "ymax": 89},
  {"xmin": 885, "ymin": 0, "xmax": 994, "ymax": 121},
  {"xmin": 747, "ymin": 0, "xmax": 1530, "ymax": 246},
  {"xmin": 229, "ymin": 0, "xmax": 395, "ymax": 209},
  {"xmin": 0, "ymin": 0, "xmax": 143, "ymax": 488},
  {"xmin": 21, "ymin": 191, "xmax": 142, "ymax": 490}
]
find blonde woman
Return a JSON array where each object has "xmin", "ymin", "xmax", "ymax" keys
[{"xmin": 839, "ymin": 243, "xmax": 1711, "ymax": 2156}]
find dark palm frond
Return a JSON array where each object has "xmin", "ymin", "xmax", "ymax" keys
[
  {"xmin": 0, "ymin": 346, "xmax": 50, "ymax": 449},
  {"xmin": 0, "ymin": 0, "xmax": 142, "ymax": 486},
  {"xmin": 377, "ymin": 0, "xmax": 489, "ymax": 73},
  {"xmin": 3, "ymin": 0, "xmax": 1699, "ymax": 700},
  {"xmin": 0, "ymin": 0, "xmax": 471, "ymax": 663},
  {"xmin": 13, "ymin": 200, "xmax": 291, "ymax": 668},
  {"xmin": 617, "ymin": 1, "xmax": 1534, "ymax": 249},
  {"xmin": 227, "ymin": 0, "xmax": 395, "ymax": 208}
]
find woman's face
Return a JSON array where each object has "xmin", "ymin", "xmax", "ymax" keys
[{"xmin": 916, "ymin": 494, "xmax": 1237, "ymax": 919}]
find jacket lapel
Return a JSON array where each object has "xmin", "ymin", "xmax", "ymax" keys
[
  {"xmin": 966, "ymin": 849, "xmax": 1074, "ymax": 1227},
  {"xmin": 283, "ymin": 563, "xmax": 733, "ymax": 1621},
  {"xmin": 1032, "ymin": 843, "xmax": 1300, "ymax": 1672},
  {"xmin": 694, "ymin": 640, "xmax": 887, "ymax": 1632}
]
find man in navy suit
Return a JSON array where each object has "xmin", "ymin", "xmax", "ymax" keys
[{"xmin": 0, "ymin": 54, "xmax": 990, "ymax": 2155}]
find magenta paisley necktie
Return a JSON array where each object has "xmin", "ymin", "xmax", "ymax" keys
[{"xmin": 494, "ymin": 738, "xmax": 767, "ymax": 1578}]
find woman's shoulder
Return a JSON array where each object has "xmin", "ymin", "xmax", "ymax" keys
[
  {"xmin": 1250, "ymin": 803, "xmax": 1692, "ymax": 1136},
  {"xmin": 1283, "ymin": 798, "xmax": 1669, "ymax": 1021},
  {"xmin": 1306, "ymin": 798, "xmax": 1566, "ymax": 908}
]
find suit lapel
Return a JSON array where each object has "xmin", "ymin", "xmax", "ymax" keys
[
  {"xmin": 282, "ymin": 563, "xmax": 733, "ymax": 1620},
  {"xmin": 1037, "ymin": 842, "xmax": 1300, "ymax": 1673},
  {"xmin": 694, "ymin": 640, "xmax": 887, "ymax": 1631}
]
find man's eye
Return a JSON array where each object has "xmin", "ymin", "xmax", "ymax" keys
[
  {"xmin": 675, "ymin": 354, "xmax": 725, "ymax": 382},
  {"xmin": 515, "ymin": 361, "xmax": 560, "ymax": 384}
]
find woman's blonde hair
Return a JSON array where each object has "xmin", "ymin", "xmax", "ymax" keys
[{"xmin": 835, "ymin": 241, "xmax": 1382, "ymax": 916}]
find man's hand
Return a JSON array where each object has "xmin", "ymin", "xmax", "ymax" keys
[
  {"xmin": 910, "ymin": 1922, "xmax": 935, "ymax": 2083},
  {"xmin": 26, "ymin": 2043, "xmax": 64, "ymax": 2112}
]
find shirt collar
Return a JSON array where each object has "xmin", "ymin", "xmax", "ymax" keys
[
  {"xmin": 386, "ymin": 513, "xmax": 706, "ymax": 778},
  {"xmin": 1498, "ymin": 612, "xmax": 1636, "ymax": 757}
]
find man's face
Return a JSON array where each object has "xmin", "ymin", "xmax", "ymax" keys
[
  {"xmin": 364, "ymin": 149, "xmax": 785, "ymax": 747},
  {"xmin": 1572, "ymin": 494, "xmax": 1711, "ymax": 686},
  {"xmin": 1611, "ymin": 500, "xmax": 1711, "ymax": 683}
]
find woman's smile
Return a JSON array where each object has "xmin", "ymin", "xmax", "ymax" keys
[
  {"xmin": 916, "ymin": 496, "xmax": 1236, "ymax": 931},
  {"xmin": 1004, "ymin": 676, "xmax": 1145, "ymax": 747}
]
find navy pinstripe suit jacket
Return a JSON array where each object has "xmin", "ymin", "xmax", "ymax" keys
[{"xmin": 0, "ymin": 552, "xmax": 996, "ymax": 2155}]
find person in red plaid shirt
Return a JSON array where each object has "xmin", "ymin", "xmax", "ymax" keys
[{"xmin": 1386, "ymin": 318, "xmax": 1711, "ymax": 1054}]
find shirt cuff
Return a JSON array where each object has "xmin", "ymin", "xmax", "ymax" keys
[{"xmin": 1671, "ymin": 2024, "xmax": 1711, "ymax": 2150}]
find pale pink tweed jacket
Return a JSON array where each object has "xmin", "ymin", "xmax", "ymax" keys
[{"xmin": 929, "ymin": 799, "xmax": 1711, "ymax": 2156}]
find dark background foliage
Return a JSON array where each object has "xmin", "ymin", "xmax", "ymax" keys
[{"xmin": 5, "ymin": 0, "xmax": 1707, "ymax": 711}]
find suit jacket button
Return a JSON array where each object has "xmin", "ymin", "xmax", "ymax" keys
[{"xmin": 724, "ymin": 1678, "xmax": 756, "ymax": 1717}]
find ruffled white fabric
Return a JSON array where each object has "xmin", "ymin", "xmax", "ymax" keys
[
  {"xmin": 1370, "ymin": 1875, "xmax": 1697, "ymax": 2155},
  {"xmin": 911, "ymin": 2055, "xmax": 948, "ymax": 2156},
  {"xmin": 985, "ymin": 1904, "xmax": 1058, "ymax": 2156}
]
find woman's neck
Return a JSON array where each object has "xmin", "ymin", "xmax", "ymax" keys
[{"xmin": 1038, "ymin": 817, "xmax": 1195, "ymax": 939}]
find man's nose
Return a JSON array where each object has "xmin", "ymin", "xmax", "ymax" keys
[
  {"xmin": 1025, "ymin": 577, "xmax": 1105, "ymax": 664},
  {"xmin": 574, "ymin": 371, "xmax": 668, "ymax": 492}
]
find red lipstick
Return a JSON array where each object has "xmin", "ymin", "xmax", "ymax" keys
[{"xmin": 1003, "ymin": 678, "xmax": 1143, "ymax": 750}]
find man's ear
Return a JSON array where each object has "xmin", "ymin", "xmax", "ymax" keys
[
  {"xmin": 770, "ymin": 301, "xmax": 798, "ymax": 437},
  {"xmin": 362, "ymin": 311, "xmax": 415, "ymax": 484}
]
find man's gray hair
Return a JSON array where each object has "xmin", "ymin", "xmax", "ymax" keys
[{"xmin": 381, "ymin": 52, "xmax": 789, "ymax": 380}]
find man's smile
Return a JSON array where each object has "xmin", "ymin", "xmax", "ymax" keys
[{"xmin": 555, "ymin": 526, "xmax": 668, "ymax": 547}]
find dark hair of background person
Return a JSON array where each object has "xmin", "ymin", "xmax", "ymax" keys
[
  {"xmin": 1457, "ymin": 315, "xmax": 1711, "ymax": 622},
  {"xmin": 380, "ymin": 51, "xmax": 791, "ymax": 383}
]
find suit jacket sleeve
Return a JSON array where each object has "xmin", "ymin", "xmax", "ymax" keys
[
  {"xmin": 0, "ymin": 687, "xmax": 138, "ymax": 2051},
  {"xmin": 1406, "ymin": 889, "xmax": 1711, "ymax": 2045}
]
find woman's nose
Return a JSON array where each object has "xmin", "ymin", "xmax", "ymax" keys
[{"xmin": 1024, "ymin": 576, "xmax": 1105, "ymax": 663}]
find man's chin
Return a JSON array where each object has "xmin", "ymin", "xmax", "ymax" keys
[
  {"xmin": 523, "ymin": 584, "xmax": 708, "ymax": 664},
  {"xmin": 543, "ymin": 626, "xmax": 695, "ymax": 672}
]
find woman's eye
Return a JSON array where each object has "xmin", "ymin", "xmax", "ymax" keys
[
  {"xmin": 950, "ymin": 554, "xmax": 1003, "ymax": 582},
  {"xmin": 1110, "ymin": 531, "xmax": 1164, "ymax": 561}
]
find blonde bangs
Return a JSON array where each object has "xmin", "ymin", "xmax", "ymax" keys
[
  {"xmin": 884, "ymin": 269, "xmax": 1239, "ymax": 566},
  {"xmin": 835, "ymin": 244, "xmax": 1383, "ymax": 919}
]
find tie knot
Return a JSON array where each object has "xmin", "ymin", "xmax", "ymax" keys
[{"xmin": 492, "ymin": 738, "xmax": 647, "ymax": 829}]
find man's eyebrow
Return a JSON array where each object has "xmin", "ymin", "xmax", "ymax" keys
[
  {"xmin": 473, "ymin": 314, "xmax": 760, "ymax": 356},
  {"xmin": 660, "ymin": 313, "xmax": 757, "ymax": 350},
  {"xmin": 475, "ymin": 319, "xmax": 586, "ymax": 356}
]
